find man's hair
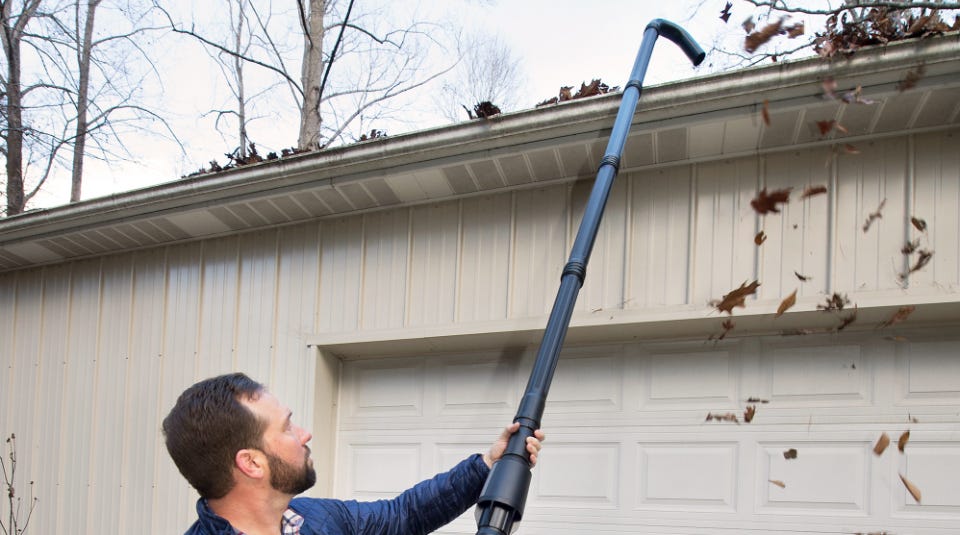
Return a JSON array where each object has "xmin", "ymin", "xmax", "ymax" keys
[{"xmin": 162, "ymin": 373, "xmax": 266, "ymax": 499}]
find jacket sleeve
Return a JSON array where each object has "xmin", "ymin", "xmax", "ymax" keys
[{"xmin": 297, "ymin": 453, "xmax": 490, "ymax": 535}]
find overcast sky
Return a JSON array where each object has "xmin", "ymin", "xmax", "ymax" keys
[{"xmin": 31, "ymin": 0, "xmax": 789, "ymax": 209}]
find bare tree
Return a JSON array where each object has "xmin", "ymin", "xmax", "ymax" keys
[
  {"xmin": 0, "ymin": 434, "xmax": 38, "ymax": 535},
  {"xmin": 433, "ymin": 31, "xmax": 525, "ymax": 123},
  {"xmin": 1, "ymin": 0, "xmax": 171, "ymax": 215},
  {"xmin": 161, "ymin": 0, "xmax": 457, "ymax": 155}
]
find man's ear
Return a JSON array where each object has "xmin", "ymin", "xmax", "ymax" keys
[{"xmin": 235, "ymin": 448, "xmax": 267, "ymax": 480}]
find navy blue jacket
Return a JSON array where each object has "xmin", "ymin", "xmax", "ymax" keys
[{"xmin": 185, "ymin": 454, "xmax": 490, "ymax": 535}]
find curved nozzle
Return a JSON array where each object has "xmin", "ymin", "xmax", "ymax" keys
[{"xmin": 647, "ymin": 18, "xmax": 706, "ymax": 66}]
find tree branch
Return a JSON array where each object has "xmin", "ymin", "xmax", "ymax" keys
[{"xmin": 742, "ymin": 0, "xmax": 960, "ymax": 16}]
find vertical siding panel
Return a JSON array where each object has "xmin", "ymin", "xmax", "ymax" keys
[
  {"xmin": 511, "ymin": 186, "xmax": 569, "ymax": 318},
  {"xmin": 408, "ymin": 202, "xmax": 459, "ymax": 326},
  {"xmin": 29, "ymin": 265, "xmax": 71, "ymax": 535},
  {"xmin": 197, "ymin": 236, "xmax": 240, "ymax": 377},
  {"xmin": 459, "ymin": 194, "xmax": 511, "ymax": 322},
  {"xmin": 913, "ymin": 131, "xmax": 960, "ymax": 289},
  {"xmin": 6, "ymin": 270, "xmax": 41, "ymax": 529},
  {"xmin": 361, "ymin": 210, "xmax": 409, "ymax": 330},
  {"xmin": 628, "ymin": 168, "xmax": 692, "ymax": 308},
  {"xmin": 86, "ymin": 255, "xmax": 134, "ymax": 533},
  {"xmin": 235, "ymin": 230, "xmax": 279, "ymax": 380},
  {"xmin": 120, "ymin": 248, "xmax": 167, "ymax": 532},
  {"xmin": 572, "ymin": 176, "xmax": 628, "ymax": 314},
  {"xmin": 761, "ymin": 150, "xmax": 832, "ymax": 300},
  {"xmin": 0, "ymin": 273, "xmax": 14, "ymax": 430},
  {"xmin": 692, "ymin": 159, "xmax": 758, "ymax": 307},
  {"xmin": 319, "ymin": 216, "xmax": 363, "ymax": 333},
  {"xmin": 834, "ymin": 138, "xmax": 908, "ymax": 292},
  {"xmin": 272, "ymin": 224, "xmax": 322, "ymax": 433},
  {"xmin": 58, "ymin": 259, "xmax": 101, "ymax": 531},
  {"xmin": 156, "ymin": 243, "xmax": 203, "ymax": 528}
]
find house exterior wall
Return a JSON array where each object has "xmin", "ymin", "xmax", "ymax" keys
[{"xmin": 0, "ymin": 127, "xmax": 957, "ymax": 531}]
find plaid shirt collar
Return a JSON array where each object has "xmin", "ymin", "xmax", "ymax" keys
[{"xmin": 232, "ymin": 507, "xmax": 304, "ymax": 535}]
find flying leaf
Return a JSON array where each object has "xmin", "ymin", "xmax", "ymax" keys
[
  {"xmin": 794, "ymin": 271, "xmax": 811, "ymax": 282},
  {"xmin": 836, "ymin": 307, "xmax": 858, "ymax": 331},
  {"xmin": 744, "ymin": 18, "xmax": 784, "ymax": 53},
  {"xmin": 744, "ymin": 405, "xmax": 757, "ymax": 423},
  {"xmin": 900, "ymin": 249, "xmax": 934, "ymax": 280},
  {"xmin": 879, "ymin": 306, "xmax": 915, "ymax": 328},
  {"xmin": 873, "ymin": 432, "xmax": 890, "ymax": 455},
  {"xmin": 720, "ymin": 1, "xmax": 733, "ymax": 22},
  {"xmin": 800, "ymin": 185, "xmax": 827, "ymax": 199},
  {"xmin": 776, "ymin": 289, "xmax": 797, "ymax": 318},
  {"xmin": 751, "ymin": 188, "xmax": 792, "ymax": 214},
  {"xmin": 898, "ymin": 430, "xmax": 910, "ymax": 452},
  {"xmin": 897, "ymin": 65, "xmax": 926, "ymax": 92},
  {"xmin": 841, "ymin": 85, "xmax": 875, "ymax": 105},
  {"xmin": 821, "ymin": 77, "xmax": 838, "ymax": 100},
  {"xmin": 754, "ymin": 231, "xmax": 767, "ymax": 245},
  {"xmin": 709, "ymin": 318, "xmax": 737, "ymax": 341},
  {"xmin": 747, "ymin": 397, "xmax": 770, "ymax": 404},
  {"xmin": 705, "ymin": 412, "xmax": 740, "ymax": 424},
  {"xmin": 900, "ymin": 473, "xmax": 922, "ymax": 503},
  {"xmin": 816, "ymin": 120, "xmax": 848, "ymax": 137},
  {"xmin": 713, "ymin": 280, "xmax": 761, "ymax": 314},
  {"xmin": 818, "ymin": 292, "xmax": 850, "ymax": 312},
  {"xmin": 843, "ymin": 144, "xmax": 860, "ymax": 154},
  {"xmin": 761, "ymin": 99, "xmax": 771, "ymax": 126},
  {"xmin": 910, "ymin": 217, "xmax": 927, "ymax": 232},
  {"xmin": 785, "ymin": 22, "xmax": 805, "ymax": 38},
  {"xmin": 783, "ymin": 448, "xmax": 798, "ymax": 460},
  {"xmin": 742, "ymin": 16, "xmax": 755, "ymax": 34},
  {"xmin": 862, "ymin": 199, "xmax": 887, "ymax": 232},
  {"xmin": 769, "ymin": 479, "xmax": 786, "ymax": 488},
  {"xmin": 901, "ymin": 239, "xmax": 921, "ymax": 255}
]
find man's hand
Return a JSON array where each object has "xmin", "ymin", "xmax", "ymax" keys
[{"xmin": 483, "ymin": 422, "xmax": 545, "ymax": 469}]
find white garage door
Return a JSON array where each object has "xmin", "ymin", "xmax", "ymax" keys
[{"xmin": 333, "ymin": 330, "xmax": 960, "ymax": 534}]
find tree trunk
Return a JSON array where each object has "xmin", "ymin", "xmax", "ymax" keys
[
  {"xmin": 70, "ymin": 0, "xmax": 102, "ymax": 203},
  {"xmin": 297, "ymin": 0, "xmax": 324, "ymax": 150},
  {"xmin": 2, "ymin": 1, "xmax": 33, "ymax": 216}
]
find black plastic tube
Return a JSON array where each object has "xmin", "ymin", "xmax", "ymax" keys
[{"xmin": 474, "ymin": 19, "xmax": 704, "ymax": 535}]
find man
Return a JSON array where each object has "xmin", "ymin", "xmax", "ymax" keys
[{"xmin": 163, "ymin": 372, "xmax": 544, "ymax": 535}]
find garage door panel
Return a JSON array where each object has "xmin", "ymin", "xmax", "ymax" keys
[
  {"xmin": 347, "ymin": 443, "xmax": 421, "ymax": 499},
  {"xmin": 767, "ymin": 344, "xmax": 872, "ymax": 405},
  {"xmin": 548, "ymin": 352, "xmax": 624, "ymax": 411},
  {"xmin": 531, "ymin": 442, "xmax": 620, "ymax": 508},
  {"xmin": 757, "ymin": 442, "xmax": 868, "ymax": 513},
  {"xmin": 896, "ymin": 444, "xmax": 960, "ymax": 510},
  {"xmin": 897, "ymin": 340, "xmax": 960, "ymax": 403},
  {"xmin": 344, "ymin": 358, "xmax": 425, "ymax": 417},
  {"xmin": 643, "ymin": 347, "xmax": 740, "ymax": 408},
  {"xmin": 440, "ymin": 358, "xmax": 519, "ymax": 414},
  {"xmin": 638, "ymin": 443, "xmax": 738, "ymax": 511}
]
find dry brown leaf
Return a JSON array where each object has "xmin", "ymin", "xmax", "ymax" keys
[
  {"xmin": 761, "ymin": 99, "xmax": 771, "ymax": 126},
  {"xmin": 817, "ymin": 292, "xmax": 850, "ymax": 312},
  {"xmin": 900, "ymin": 473, "xmax": 921, "ymax": 503},
  {"xmin": 751, "ymin": 188, "xmax": 792, "ymax": 215},
  {"xmin": 742, "ymin": 16, "xmax": 755, "ymax": 34},
  {"xmin": 800, "ymin": 185, "xmax": 827, "ymax": 199},
  {"xmin": 706, "ymin": 412, "xmax": 740, "ymax": 424},
  {"xmin": 898, "ymin": 430, "xmax": 910, "ymax": 453},
  {"xmin": 744, "ymin": 18, "xmax": 784, "ymax": 53},
  {"xmin": 783, "ymin": 448, "xmax": 798, "ymax": 460},
  {"xmin": 794, "ymin": 271, "xmax": 811, "ymax": 282},
  {"xmin": 785, "ymin": 22, "xmax": 805, "ymax": 38},
  {"xmin": 911, "ymin": 216, "xmax": 927, "ymax": 232},
  {"xmin": 768, "ymin": 479, "xmax": 786, "ymax": 488},
  {"xmin": 713, "ymin": 280, "xmax": 761, "ymax": 314},
  {"xmin": 821, "ymin": 77, "xmax": 838, "ymax": 100},
  {"xmin": 880, "ymin": 306, "xmax": 915, "ymax": 328},
  {"xmin": 744, "ymin": 405, "xmax": 757, "ymax": 423},
  {"xmin": 709, "ymin": 318, "xmax": 737, "ymax": 342},
  {"xmin": 776, "ymin": 290, "xmax": 797, "ymax": 318},
  {"xmin": 754, "ymin": 231, "xmax": 767, "ymax": 245},
  {"xmin": 874, "ymin": 432, "xmax": 891, "ymax": 455},
  {"xmin": 901, "ymin": 238, "xmax": 921, "ymax": 255},
  {"xmin": 720, "ymin": 1, "xmax": 733, "ymax": 23},
  {"xmin": 843, "ymin": 143, "xmax": 860, "ymax": 154},
  {"xmin": 900, "ymin": 250, "xmax": 934, "ymax": 280},
  {"xmin": 897, "ymin": 65, "xmax": 926, "ymax": 92},
  {"xmin": 836, "ymin": 307, "xmax": 858, "ymax": 332},
  {"xmin": 862, "ymin": 199, "xmax": 887, "ymax": 233},
  {"xmin": 747, "ymin": 397, "xmax": 770, "ymax": 404}
]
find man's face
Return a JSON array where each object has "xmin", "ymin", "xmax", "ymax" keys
[{"xmin": 245, "ymin": 391, "xmax": 316, "ymax": 495}]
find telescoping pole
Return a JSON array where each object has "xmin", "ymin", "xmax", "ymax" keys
[{"xmin": 474, "ymin": 19, "xmax": 705, "ymax": 535}]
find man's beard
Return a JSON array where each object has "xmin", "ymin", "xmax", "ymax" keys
[{"xmin": 266, "ymin": 450, "xmax": 317, "ymax": 495}]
